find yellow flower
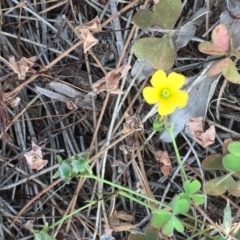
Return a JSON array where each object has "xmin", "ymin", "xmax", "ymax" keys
[{"xmin": 143, "ymin": 70, "xmax": 189, "ymax": 116}]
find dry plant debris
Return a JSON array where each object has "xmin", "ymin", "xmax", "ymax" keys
[
  {"xmin": 90, "ymin": 64, "xmax": 131, "ymax": 94},
  {"xmin": 24, "ymin": 142, "xmax": 48, "ymax": 170},
  {"xmin": 1, "ymin": 0, "xmax": 240, "ymax": 240},
  {"xmin": 187, "ymin": 117, "xmax": 216, "ymax": 148},
  {"xmin": 154, "ymin": 150, "xmax": 172, "ymax": 176}
]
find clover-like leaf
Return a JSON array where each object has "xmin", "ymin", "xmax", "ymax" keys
[
  {"xmin": 232, "ymin": 49, "xmax": 240, "ymax": 59},
  {"xmin": 128, "ymin": 224, "xmax": 159, "ymax": 240},
  {"xmin": 171, "ymin": 216, "xmax": 184, "ymax": 233},
  {"xmin": 71, "ymin": 159, "xmax": 89, "ymax": 174},
  {"xmin": 162, "ymin": 218, "xmax": 174, "ymax": 235},
  {"xmin": 191, "ymin": 195, "xmax": 205, "ymax": 205},
  {"xmin": 211, "ymin": 24, "xmax": 228, "ymax": 52},
  {"xmin": 198, "ymin": 42, "xmax": 227, "ymax": 55},
  {"xmin": 205, "ymin": 175, "xmax": 240, "ymax": 196},
  {"xmin": 228, "ymin": 141, "xmax": 240, "ymax": 157},
  {"xmin": 178, "ymin": 192, "xmax": 190, "ymax": 202},
  {"xmin": 206, "ymin": 58, "xmax": 240, "ymax": 84},
  {"xmin": 56, "ymin": 155, "xmax": 63, "ymax": 164},
  {"xmin": 223, "ymin": 153, "xmax": 240, "ymax": 171},
  {"xmin": 58, "ymin": 161, "xmax": 72, "ymax": 184},
  {"xmin": 202, "ymin": 153, "xmax": 225, "ymax": 170},
  {"xmin": 142, "ymin": 224, "xmax": 159, "ymax": 240},
  {"xmin": 198, "ymin": 24, "xmax": 228, "ymax": 56},
  {"xmin": 132, "ymin": 9, "xmax": 155, "ymax": 28},
  {"xmin": 151, "ymin": 210, "xmax": 172, "ymax": 228},
  {"xmin": 153, "ymin": 0, "xmax": 182, "ymax": 29},
  {"xmin": 172, "ymin": 195, "xmax": 190, "ymax": 214},
  {"xmin": 52, "ymin": 170, "xmax": 60, "ymax": 179},
  {"xmin": 133, "ymin": 37, "xmax": 174, "ymax": 70},
  {"xmin": 183, "ymin": 180, "xmax": 201, "ymax": 194},
  {"xmin": 207, "ymin": 58, "xmax": 229, "ymax": 76},
  {"xmin": 222, "ymin": 58, "xmax": 240, "ymax": 84}
]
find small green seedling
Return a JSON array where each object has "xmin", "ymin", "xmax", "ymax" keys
[
  {"xmin": 53, "ymin": 154, "xmax": 92, "ymax": 183},
  {"xmin": 198, "ymin": 24, "xmax": 240, "ymax": 84}
]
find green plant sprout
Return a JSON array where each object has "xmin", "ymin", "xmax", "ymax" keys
[
  {"xmin": 202, "ymin": 140, "xmax": 240, "ymax": 196},
  {"xmin": 132, "ymin": 0, "xmax": 182, "ymax": 70},
  {"xmin": 198, "ymin": 24, "xmax": 240, "ymax": 84}
]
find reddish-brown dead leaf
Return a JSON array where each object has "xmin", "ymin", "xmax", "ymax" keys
[
  {"xmin": 24, "ymin": 142, "xmax": 48, "ymax": 170},
  {"xmin": 90, "ymin": 65, "xmax": 131, "ymax": 94},
  {"xmin": 187, "ymin": 117, "xmax": 216, "ymax": 147},
  {"xmin": 122, "ymin": 112, "xmax": 144, "ymax": 134},
  {"xmin": 198, "ymin": 125, "xmax": 216, "ymax": 147},
  {"xmin": 154, "ymin": 150, "xmax": 171, "ymax": 176},
  {"xmin": 9, "ymin": 56, "xmax": 35, "ymax": 80},
  {"xmin": 187, "ymin": 117, "xmax": 204, "ymax": 133}
]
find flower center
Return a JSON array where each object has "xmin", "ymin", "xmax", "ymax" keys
[{"xmin": 161, "ymin": 88, "xmax": 171, "ymax": 98}]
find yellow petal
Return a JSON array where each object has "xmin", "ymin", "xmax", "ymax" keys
[
  {"xmin": 150, "ymin": 70, "xmax": 167, "ymax": 88},
  {"xmin": 143, "ymin": 87, "xmax": 161, "ymax": 104},
  {"xmin": 158, "ymin": 100, "xmax": 176, "ymax": 116},
  {"xmin": 170, "ymin": 90, "xmax": 189, "ymax": 108},
  {"xmin": 167, "ymin": 72, "xmax": 186, "ymax": 89}
]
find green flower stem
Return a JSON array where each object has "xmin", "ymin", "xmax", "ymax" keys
[
  {"xmin": 118, "ymin": 190, "xmax": 156, "ymax": 211},
  {"xmin": 166, "ymin": 122, "xmax": 188, "ymax": 181},
  {"xmin": 48, "ymin": 198, "xmax": 100, "ymax": 229},
  {"xmin": 183, "ymin": 212, "xmax": 207, "ymax": 225},
  {"xmin": 182, "ymin": 221, "xmax": 217, "ymax": 240},
  {"xmin": 88, "ymin": 174, "xmax": 168, "ymax": 209},
  {"xmin": 48, "ymin": 173, "xmax": 168, "ymax": 230}
]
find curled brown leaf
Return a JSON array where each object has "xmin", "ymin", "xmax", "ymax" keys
[
  {"xmin": 187, "ymin": 117, "xmax": 216, "ymax": 147},
  {"xmin": 75, "ymin": 16, "xmax": 101, "ymax": 53},
  {"xmin": 9, "ymin": 56, "xmax": 35, "ymax": 80},
  {"xmin": 90, "ymin": 65, "xmax": 131, "ymax": 94},
  {"xmin": 24, "ymin": 142, "xmax": 48, "ymax": 170},
  {"xmin": 154, "ymin": 150, "xmax": 171, "ymax": 176}
]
